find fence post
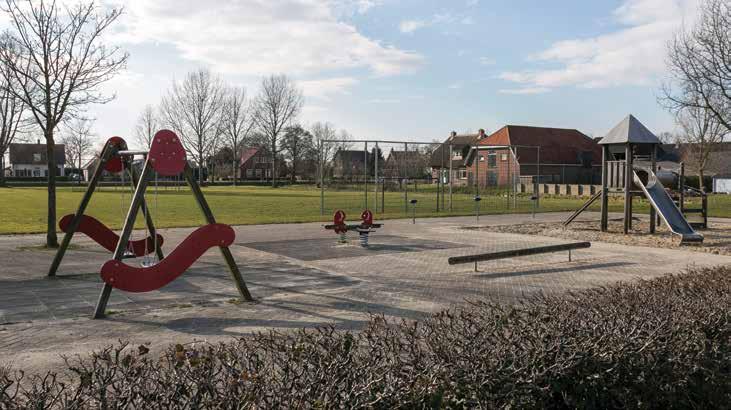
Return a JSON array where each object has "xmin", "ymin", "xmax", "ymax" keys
[
  {"xmin": 449, "ymin": 143, "xmax": 453, "ymax": 212},
  {"xmin": 374, "ymin": 142, "xmax": 379, "ymax": 212},
  {"xmin": 364, "ymin": 141, "xmax": 368, "ymax": 210},
  {"xmin": 404, "ymin": 142, "xmax": 408, "ymax": 215},
  {"xmin": 320, "ymin": 140, "xmax": 324, "ymax": 216}
]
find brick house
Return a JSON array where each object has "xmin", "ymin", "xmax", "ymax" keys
[
  {"xmin": 382, "ymin": 149, "xmax": 430, "ymax": 180},
  {"xmin": 239, "ymin": 147, "xmax": 277, "ymax": 180},
  {"xmin": 332, "ymin": 149, "xmax": 367, "ymax": 179},
  {"xmin": 8, "ymin": 142, "xmax": 65, "ymax": 177},
  {"xmin": 465, "ymin": 125, "xmax": 601, "ymax": 187},
  {"xmin": 429, "ymin": 130, "xmax": 485, "ymax": 186}
]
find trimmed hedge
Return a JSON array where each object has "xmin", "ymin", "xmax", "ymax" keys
[{"xmin": 1, "ymin": 266, "xmax": 729, "ymax": 408}]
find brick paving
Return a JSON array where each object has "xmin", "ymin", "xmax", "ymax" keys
[{"xmin": 0, "ymin": 211, "xmax": 729, "ymax": 374}]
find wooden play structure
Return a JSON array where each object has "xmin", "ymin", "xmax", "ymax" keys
[
  {"xmin": 565, "ymin": 115, "xmax": 703, "ymax": 244},
  {"xmin": 48, "ymin": 131, "xmax": 253, "ymax": 319}
]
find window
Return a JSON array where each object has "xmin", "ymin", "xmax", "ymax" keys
[
  {"xmin": 501, "ymin": 153, "xmax": 508, "ymax": 161},
  {"xmin": 487, "ymin": 153, "xmax": 497, "ymax": 167},
  {"xmin": 459, "ymin": 169, "xmax": 467, "ymax": 179},
  {"xmin": 255, "ymin": 169, "xmax": 262, "ymax": 177},
  {"xmin": 479, "ymin": 155, "xmax": 484, "ymax": 162},
  {"xmin": 246, "ymin": 169, "xmax": 254, "ymax": 178},
  {"xmin": 487, "ymin": 171, "xmax": 497, "ymax": 185},
  {"xmin": 33, "ymin": 153, "xmax": 41, "ymax": 162},
  {"xmin": 33, "ymin": 168, "xmax": 41, "ymax": 177},
  {"xmin": 453, "ymin": 152, "xmax": 462, "ymax": 160}
]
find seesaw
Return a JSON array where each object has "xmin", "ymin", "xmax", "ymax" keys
[{"xmin": 48, "ymin": 131, "xmax": 253, "ymax": 319}]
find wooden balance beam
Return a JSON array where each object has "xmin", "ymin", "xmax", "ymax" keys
[{"xmin": 448, "ymin": 242, "xmax": 591, "ymax": 272}]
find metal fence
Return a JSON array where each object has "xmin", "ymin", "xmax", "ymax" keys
[{"xmin": 318, "ymin": 139, "xmax": 542, "ymax": 220}]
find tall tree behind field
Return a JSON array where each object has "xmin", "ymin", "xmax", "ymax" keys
[
  {"xmin": 252, "ymin": 75, "xmax": 303, "ymax": 187},
  {"xmin": 0, "ymin": 39, "xmax": 27, "ymax": 186},
  {"xmin": 134, "ymin": 105, "xmax": 159, "ymax": 149},
  {"xmin": 61, "ymin": 118, "xmax": 95, "ymax": 184},
  {"xmin": 676, "ymin": 105, "xmax": 727, "ymax": 191},
  {"xmin": 160, "ymin": 69, "xmax": 226, "ymax": 184},
  {"xmin": 282, "ymin": 124, "xmax": 314, "ymax": 182},
  {"xmin": 662, "ymin": 0, "xmax": 731, "ymax": 131},
  {"xmin": 0, "ymin": 0, "xmax": 127, "ymax": 248},
  {"xmin": 222, "ymin": 86, "xmax": 254, "ymax": 185},
  {"xmin": 310, "ymin": 122, "xmax": 338, "ymax": 181}
]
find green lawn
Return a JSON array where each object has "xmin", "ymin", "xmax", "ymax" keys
[{"xmin": 0, "ymin": 185, "xmax": 728, "ymax": 234}]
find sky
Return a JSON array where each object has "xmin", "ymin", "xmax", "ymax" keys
[{"xmin": 13, "ymin": 0, "xmax": 706, "ymax": 149}]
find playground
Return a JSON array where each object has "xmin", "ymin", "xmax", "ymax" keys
[
  {"xmin": 1, "ymin": 125, "xmax": 730, "ymax": 379},
  {"xmin": 0, "ymin": 210, "xmax": 729, "ymax": 375}
]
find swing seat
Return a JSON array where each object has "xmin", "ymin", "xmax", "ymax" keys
[
  {"xmin": 60, "ymin": 214, "xmax": 164, "ymax": 257},
  {"xmin": 100, "ymin": 223, "xmax": 235, "ymax": 292}
]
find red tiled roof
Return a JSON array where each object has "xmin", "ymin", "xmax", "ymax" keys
[
  {"xmin": 479, "ymin": 125, "xmax": 600, "ymax": 164},
  {"xmin": 240, "ymin": 147, "xmax": 259, "ymax": 165}
]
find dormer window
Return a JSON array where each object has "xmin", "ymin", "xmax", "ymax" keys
[{"xmin": 33, "ymin": 153, "xmax": 41, "ymax": 162}]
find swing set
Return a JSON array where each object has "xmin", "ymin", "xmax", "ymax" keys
[{"xmin": 48, "ymin": 130, "xmax": 253, "ymax": 319}]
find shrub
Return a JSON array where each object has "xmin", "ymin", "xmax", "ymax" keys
[{"xmin": 2, "ymin": 266, "xmax": 729, "ymax": 408}]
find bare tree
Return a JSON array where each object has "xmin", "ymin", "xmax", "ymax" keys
[
  {"xmin": 0, "ymin": 0, "xmax": 127, "ymax": 247},
  {"xmin": 662, "ymin": 0, "xmax": 731, "ymax": 131},
  {"xmin": 675, "ymin": 105, "xmax": 727, "ymax": 191},
  {"xmin": 61, "ymin": 118, "xmax": 95, "ymax": 184},
  {"xmin": 0, "ymin": 39, "xmax": 27, "ymax": 185},
  {"xmin": 252, "ymin": 75, "xmax": 303, "ymax": 187},
  {"xmin": 134, "ymin": 105, "xmax": 159, "ymax": 149},
  {"xmin": 222, "ymin": 86, "xmax": 254, "ymax": 185},
  {"xmin": 160, "ymin": 69, "xmax": 226, "ymax": 184}
]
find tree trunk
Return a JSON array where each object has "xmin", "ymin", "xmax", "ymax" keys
[
  {"xmin": 699, "ymin": 168, "xmax": 705, "ymax": 193},
  {"xmin": 0, "ymin": 153, "xmax": 5, "ymax": 186},
  {"xmin": 46, "ymin": 130, "xmax": 59, "ymax": 247},
  {"xmin": 232, "ymin": 159, "xmax": 237, "ymax": 186},
  {"xmin": 271, "ymin": 141, "xmax": 277, "ymax": 188}
]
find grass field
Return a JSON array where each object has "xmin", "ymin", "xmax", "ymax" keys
[{"xmin": 0, "ymin": 185, "xmax": 728, "ymax": 234}]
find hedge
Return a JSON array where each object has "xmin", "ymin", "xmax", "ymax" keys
[{"xmin": 1, "ymin": 266, "xmax": 729, "ymax": 408}]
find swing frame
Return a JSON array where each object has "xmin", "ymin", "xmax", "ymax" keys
[{"xmin": 48, "ymin": 136, "xmax": 253, "ymax": 319}]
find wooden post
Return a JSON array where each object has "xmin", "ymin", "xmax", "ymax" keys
[
  {"xmin": 600, "ymin": 145, "xmax": 609, "ymax": 232},
  {"xmin": 93, "ymin": 161, "xmax": 153, "ymax": 319},
  {"xmin": 48, "ymin": 144, "xmax": 116, "ymax": 277},
  {"xmin": 623, "ymin": 144, "xmax": 633, "ymax": 234},
  {"xmin": 364, "ymin": 141, "xmax": 368, "ymax": 210},
  {"xmin": 183, "ymin": 164, "xmax": 253, "ymax": 302},
  {"xmin": 649, "ymin": 144, "xmax": 657, "ymax": 233},
  {"xmin": 448, "ymin": 143, "xmax": 453, "ymax": 211}
]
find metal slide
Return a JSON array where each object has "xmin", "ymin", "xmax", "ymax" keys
[{"xmin": 632, "ymin": 168, "xmax": 703, "ymax": 244}]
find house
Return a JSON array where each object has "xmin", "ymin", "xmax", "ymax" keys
[
  {"xmin": 8, "ymin": 141, "xmax": 65, "ymax": 178},
  {"xmin": 382, "ymin": 149, "xmax": 430, "ymax": 180},
  {"xmin": 465, "ymin": 125, "xmax": 601, "ymax": 187},
  {"xmin": 429, "ymin": 130, "xmax": 484, "ymax": 186},
  {"xmin": 239, "ymin": 146, "xmax": 279, "ymax": 180},
  {"xmin": 332, "ymin": 149, "xmax": 367, "ymax": 179}
]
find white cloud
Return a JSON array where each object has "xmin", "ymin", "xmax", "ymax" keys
[
  {"xmin": 299, "ymin": 77, "xmax": 358, "ymax": 99},
  {"xmin": 479, "ymin": 57, "xmax": 495, "ymax": 66},
  {"xmin": 500, "ymin": 0, "xmax": 700, "ymax": 91},
  {"xmin": 399, "ymin": 11, "xmax": 474, "ymax": 34},
  {"xmin": 498, "ymin": 87, "xmax": 551, "ymax": 95},
  {"xmin": 399, "ymin": 20, "xmax": 427, "ymax": 34},
  {"xmin": 114, "ymin": 0, "xmax": 422, "ymax": 76}
]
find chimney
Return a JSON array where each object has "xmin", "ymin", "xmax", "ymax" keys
[
  {"xmin": 478, "ymin": 129, "xmax": 486, "ymax": 139},
  {"xmin": 37, "ymin": 139, "xmax": 40, "ymax": 144},
  {"xmin": 449, "ymin": 131, "xmax": 456, "ymax": 141}
]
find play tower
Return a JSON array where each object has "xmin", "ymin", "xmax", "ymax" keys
[{"xmin": 566, "ymin": 115, "xmax": 703, "ymax": 244}]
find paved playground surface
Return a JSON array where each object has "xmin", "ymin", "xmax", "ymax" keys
[{"xmin": 1, "ymin": 211, "xmax": 730, "ymax": 375}]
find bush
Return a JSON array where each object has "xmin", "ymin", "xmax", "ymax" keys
[{"xmin": 2, "ymin": 266, "xmax": 729, "ymax": 408}]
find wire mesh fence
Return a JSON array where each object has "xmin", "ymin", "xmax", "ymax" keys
[{"xmin": 319, "ymin": 139, "xmax": 542, "ymax": 220}]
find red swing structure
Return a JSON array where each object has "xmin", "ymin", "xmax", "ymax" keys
[{"xmin": 48, "ymin": 130, "xmax": 253, "ymax": 319}]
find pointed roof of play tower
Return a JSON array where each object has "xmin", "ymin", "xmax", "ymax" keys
[{"xmin": 599, "ymin": 114, "xmax": 661, "ymax": 145}]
